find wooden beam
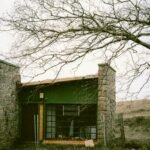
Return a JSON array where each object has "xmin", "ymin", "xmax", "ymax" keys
[
  {"xmin": 44, "ymin": 140, "xmax": 97, "ymax": 145},
  {"xmin": 44, "ymin": 140, "xmax": 85, "ymax": 145},
  {"xmin": 39, "ymin": 103, "xmax": 44, "ymax": 142}
]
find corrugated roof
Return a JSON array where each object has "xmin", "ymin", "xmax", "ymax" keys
[{"xmin": 22, "ymin": 74, "xmax": 98, "ymax": 87}]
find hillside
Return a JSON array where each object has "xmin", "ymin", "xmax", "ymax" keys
[
  {"xmin": 116, "ymin": 99, "xmax": 150, "ymax": 118},
  {"xmin": 115, "ymin": 99, "xmax": 150, "ymax": 142}
]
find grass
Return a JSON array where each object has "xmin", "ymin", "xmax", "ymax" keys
[{"xmin": 14, "ymin": 144, "xmax": 129, "ymax": 150}]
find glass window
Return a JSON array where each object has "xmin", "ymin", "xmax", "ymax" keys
[{"xmin": 45, "ymin": 104, "xmax": 97, "ymax": 140}]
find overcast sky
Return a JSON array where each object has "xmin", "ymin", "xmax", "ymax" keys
[
  {"xmin": 0, "ymin": 0, "xmax": 100, "ymax": 78},
  {"xmin": 0, "ymin": 0, "xmax": 15, "ymax": 53}
]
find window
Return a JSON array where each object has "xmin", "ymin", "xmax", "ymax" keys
[
  {"xmin": 46, "ymin": 106, "xmax": 56, "ymax": 139},
  {"xmin": 45, "ymin": 104, "xmax": 97, "ymax": 140},
  {"xmin": 63, "ymin": 105, "xmax": 80, "ymax": 116}
]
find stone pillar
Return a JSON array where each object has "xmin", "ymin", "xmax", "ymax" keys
[
  {"xmin": 0, "ymin": 60, "xmax": 20, "ymax": 149},
  {"xmin": 97, "ymin": 64, "xmax": 116, "ymax": 145}
]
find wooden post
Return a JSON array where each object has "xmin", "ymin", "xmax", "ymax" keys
[
  {"xmin": 39, "ymin": 103, "xmax": 44, "ymax": 142},
  {"xmin": 119, "ymin": 113, "xmax": 125, "ymax": 145},
  {"xmin": 103, "ymin": 114, "xmax": 107, "ymax": 147},
  {"xmin": 34, "ymin": 115, "xmax": 37, "ymax": 145}
]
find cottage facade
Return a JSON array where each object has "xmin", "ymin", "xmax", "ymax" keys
[
  {"xmin": 20, "ymin": 64, "xmax": 116, "ymax": 145},
  {"xmin": 0, "ymin": 60, "xmax": 115, "ymax": 148}
]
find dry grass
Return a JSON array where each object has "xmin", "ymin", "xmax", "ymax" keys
[
  {"xmin": 14, "ymin": 144, "xmax": 131, "ymax": 150},
  {"xmin": 115, "ymin": 99, "xmax": 150, "ymax": 142}
]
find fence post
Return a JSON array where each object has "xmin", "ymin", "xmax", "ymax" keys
[{"xmin": 119, "ymin": 113, "xmax": 125, "ymax": 145}]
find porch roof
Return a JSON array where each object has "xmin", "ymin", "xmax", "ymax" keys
[{"xmin": 22, "ymin": 74, "xmax": 98, "ymax": 87}]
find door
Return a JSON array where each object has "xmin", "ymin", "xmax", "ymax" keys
[{"xmin": 21, "ymin": 104, "xmax": 38, "ymax": 141}]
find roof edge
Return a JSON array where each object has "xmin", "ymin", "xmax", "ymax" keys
[
  {"xmin": 22, "ymin": 75, "xmax": 98, "ymax": 87},
  {"xmin": 0, "ymin": 59, "xmax": 19, "ymax": 68}
]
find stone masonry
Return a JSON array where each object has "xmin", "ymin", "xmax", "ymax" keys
[
  {"xmin": 97, "ymin": 64, "xmax": 116, "ymax": 145},
  {"xmin": 0, "ymin": 60, "xmax": 20, "ymax": 149}
]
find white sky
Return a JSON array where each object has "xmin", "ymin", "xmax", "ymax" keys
[
  {"xmin": 0, "ymin": 0, "xmax": 14, "ymax": 12},
  {"xmin": 0, "ymin": 0, "xmax": 149, "ymax": 100},
  {"xmin": 0, "ymin": 0, "xmax": 100, "ymax": 78},
  {"xmin": 0, "ymin": 0, "xmax": 15, "ymax": 52}
]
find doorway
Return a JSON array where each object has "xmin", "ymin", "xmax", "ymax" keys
[{"xmin": 21, "ymin": 104, "xmax": 38, "ymax": 141}]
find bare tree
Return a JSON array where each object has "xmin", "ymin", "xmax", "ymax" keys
[{"xmin": 0, "ymin": 0, "xmax": 150, "ymax": 99}]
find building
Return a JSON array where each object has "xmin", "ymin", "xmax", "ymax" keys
[
  {"xmin": 19, "ymin": 64, "xmax": 116, "ymax": 146},
  {"xmin": 0, "ymin": 60, "xmax": 115, "ymax": 148},
  {"xmin": 0, "ymin": 60, "xmax": 20, "ymax": 149}
]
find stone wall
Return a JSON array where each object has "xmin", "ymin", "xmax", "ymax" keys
[
  {"xmin": 0, "ymin": 60, "xmax": 20, "ymax": 149},
  {"xmin": 97, "ymin": 64, "xmax": 116, "ymax": 145}
]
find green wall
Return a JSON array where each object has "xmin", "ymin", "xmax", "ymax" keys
[{"xmin": 19, "ymin": 78, "xmax": 98, "ymax": 104}]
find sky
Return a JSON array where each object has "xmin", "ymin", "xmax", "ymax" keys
[
  {"xmin": 0, "ymin": 0, "xmax": 100, "ymax": 78},
  {"xmin": 0, "ymin": 0, "xmax": 15, "ymax": 53},
  {"xmin": 0, "ymin": 0, "xmax": 149, "ymax": 101}
]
